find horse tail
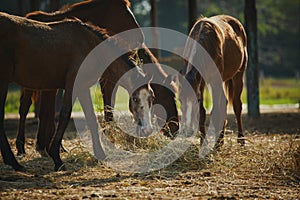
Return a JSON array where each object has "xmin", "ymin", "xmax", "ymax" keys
[{"xmin": 225, "ymin": 79, "xmax": 234, "ymax": 106}]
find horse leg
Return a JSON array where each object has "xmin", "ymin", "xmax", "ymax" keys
[
  {"xmin": 55, "ymin": 89, "xmax": 64, "ymax": 120},
  {"xmin": 36, "ymin": 90, "xmax": 56, "ymax": 156},
  {"xmin": 99, "ymin": 79, "xmax": 115, "ymax": 122},
  {"xmin": 33, "ymin": 90, "xmax": 40, "ymax": 118},
  {"xmin": 210, "ymin": 79, "xmax": 227, "ymax": 149},
  {"xmin": 16, "ymin": 89, "xmax": 33, "ymax": 155},
  {"xmin": 78, "ymin": 89, "xmax": 105, "ymax": 161},
  {"xmin": 198, "ymin": 82, "xmax": 206, "ymax": 145},
  {"xmin": 216, "ymin": 119, "xmax": 227, "ymax": 148},
  {"xmin": 164, "ymin": 93, "xmax": 179, "ymax": 139},
  {"xmin": 232, "ymin": 71, "xmax": 245, "ymax": 146},
  {"xmin": 151, "ymin": 84, "xmax": 179, "ymax": 138},
  {"xmin": 53, "ymin": 90, "xmax": 67, "ymax": 152},
  {"xmin": 0, "ymin": 84, "xmax": 24, "ymax": 171},
  {"xmin": 47, "ymin": 74, "xmax": 76, "ymax": 171},
  {"xmin": 47, "ymin": 90, "xmax": 72, "ymax": 171}
]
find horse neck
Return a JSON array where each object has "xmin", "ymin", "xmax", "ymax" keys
[
  {"xmin": 123, "ymin": 61, "xmax": 148, "ymax": 94},
  {"xmin": 139, "ymin": 45, "xmax": 168, "ymax": 81}
]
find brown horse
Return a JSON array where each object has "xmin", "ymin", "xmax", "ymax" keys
[
  {"xmin": 17, "ymin": 0, "xmax": 179, "ymax": 155},
  {"xmin": 136, "ymin": 45, "xmax": 179, "ymax": 137},
  {"xmin": 179, "ymin": 15, "xmax": 247, "ymax": 146},
  {"xmin": 16, "ymin": 0, "xmax": 144, "ymax": 155},
  {"xmin": 0, "ymin": 12, "xmax": 147, "ymax": 171},
  {"xmin": 28, "ymin": 0, "xmax": 144, "ymax": 48}
]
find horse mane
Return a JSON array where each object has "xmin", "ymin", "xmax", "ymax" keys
[
  {"xmin": 62, "ymin": 0, "xmax": 131, "ymax": 10},
  {"xmin": 138, "ymin": 44, "xmax": 178, "ymax": 94},
  {"xmin": 75, "ymin": 19, "xmax": 134, "ymax": 57},
  {"xmin": 50, "ymin": 0, "xmax": 131, "ymax": 13},
  {"xmin": 26, "ymin": 0, "xmax": 132, "ymax": 21}
]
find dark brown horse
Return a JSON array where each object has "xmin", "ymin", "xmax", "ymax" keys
[
  {"xmin": 28, "ymin": 0, "xmax": 144, "ymax": 48},
  {"xmin": 16, "ymin": 0, "xmax": 144, "ymax": 155},
  {"xmin": 0, "ymin": 12, "xmax": 146, "ymax": 171},
  {"xmin": 136, "ymin": 45, "xmax": 179, "ymax": 137},
  {"xmin": 180, "ymin": 15, "xmax": 247, "ymax": 146},
  {"xmin": 17, "ymin": 0, "xmax": 179, "ymax": 155}
]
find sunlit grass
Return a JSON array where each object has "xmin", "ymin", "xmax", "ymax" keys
[
  {"xmin": 5, "ymin": 78, "xmax": 300, "ymax": 114},
  {"xmin": 257, "ymin": 78, "xmax": 300, "ymax": 105}
]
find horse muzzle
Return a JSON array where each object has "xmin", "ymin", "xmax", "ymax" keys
[{"xmin": 136, "ymin": 123, "xmax": 153, "ymax": 138}]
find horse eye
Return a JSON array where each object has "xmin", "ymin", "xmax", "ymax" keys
[{"xmin": 132, "ymin": 97, "xmax": 138, "ymax": 102}]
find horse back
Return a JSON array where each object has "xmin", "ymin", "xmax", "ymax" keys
[
  {"xmin": 211, "ymin": 15, "xmax": 247, "ymax": 48},
  {"xmin": 26, "ymin": 0, "xmax": 101, "ymax": 23},
  {"xmin": 212, "ymin": 15, "xmax": 247, "ymax": 79},
  {"xmin": 186, "ymin": 15, "xmax": 247, "ymax": 81},
  {"xmin": 188, "ymin": 16, "xmax": 224, "ymax": 70},
  {"xmin": 0, "ymin": 13, "xmax": 102, "ymax": 89}
]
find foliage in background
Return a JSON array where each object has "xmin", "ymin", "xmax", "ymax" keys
[
  {"xmin": 132, "ymin": 0, "xmax": 299, "ymax": 77},
  {"xmin": 0, "ymin": 0, "xmax": 298, "ymax": 76},
  {"xmin": 0, "ymin": 0, "xmax": 299, "ymax": 113}
]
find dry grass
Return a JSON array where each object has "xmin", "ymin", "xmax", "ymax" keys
[{"xmin": 0, "ymin": 112, "xmax": 300, "ymax": 199}]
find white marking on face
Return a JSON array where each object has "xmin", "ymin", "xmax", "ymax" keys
[
  {"xmin": 138, "ymin": 88, "xmax": 153, "ymax": 134},
  {"xmin": 185, "ymin": 101, "xmax": 193, "ymax": 128}
]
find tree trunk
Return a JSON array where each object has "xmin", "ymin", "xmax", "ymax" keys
[
  {"xmin": 188, "ymin": 0, "xmax": 197, "ymax": 31},
  {"xmin": 244, "ymin": 0, "xmax": 260, "ymax": 117}
]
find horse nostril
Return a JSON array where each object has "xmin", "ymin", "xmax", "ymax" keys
[
  {"xmin": 140, "ymin": 106, "xmax": 144, "ymax": 110},
  {"xmin": 137, "ymin": 119, "xmax": 142, "ymax": 126}
]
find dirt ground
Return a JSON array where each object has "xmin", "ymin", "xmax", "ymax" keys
[{"xmin": 1, "ymin": 109, "xmax": 299, "ymax": 199}]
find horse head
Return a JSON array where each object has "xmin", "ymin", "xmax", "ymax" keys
[{"xmin": 128, "ymin": 72, "xmax": 155, "ymax": 137}]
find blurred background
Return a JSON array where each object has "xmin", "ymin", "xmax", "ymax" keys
[{"xmin": 0, "ymin": 0, "xmax": 299, "ymax": 114}]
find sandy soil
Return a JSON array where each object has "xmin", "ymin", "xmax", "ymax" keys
[{"xmin": 0, "ymin": 109, "xmax": 299, "ymax": 199}]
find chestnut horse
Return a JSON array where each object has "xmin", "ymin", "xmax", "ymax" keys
[
  {"xmin": 180, "ymin": 15, "xmax": 247, "ymax": 146},
  {"xmin": 17, "ymin": 0, "xmax": 179, "ymax": 155},
  {"xmin": 16, "ymin": 0, "xmax": 144, "ymax": 155},
  {"xmin": 0, "ymin": 12, "xmax": 147, "ymax": 171}
]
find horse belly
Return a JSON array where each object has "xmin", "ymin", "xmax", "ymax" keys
[{"xmin": 12, "ymin": 59, "xmax": 67, "ymax": 90}]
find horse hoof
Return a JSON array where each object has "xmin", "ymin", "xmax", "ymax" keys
[
  {"xmin": 17, "ymin": 151, "xmax": 26, "ymax": 156},
  {"xmin": 4, "ymin": 158, "xmax": 25, "ymax": 172},
  {"xmin": 16, "ymin": 143, "xmax": 26, "ymax": 155},
  {"xmin": 13, "ymin": 164, "xmax": 26, "ymax": 172},
  {"xmin": 38, "ymin": 150, "xmax": 49, "ymax": 157},
  {"xmin": 60, "ymin": 145, "xmax": 67, "ymax": 153},
  {"xmin": 237, "ymin": 138, "xmax": 245, "ymax": 146},
  {"xmin": 214, "ymin": 139, "xmax": 224, "ymax": 150},
  {"xmin": 54, "ymin": 163, "xmax": 66, "ymax": 171}
]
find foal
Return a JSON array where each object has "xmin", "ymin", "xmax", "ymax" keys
[
  {"xmin": 180, "ymin": 15, "xmax": 247, "ymax": 147},
  {"xmin": 16, "ymin": 0, "xmax": 144, "ymax": 156},
  {"xmin": 0, "ymin": 12, "xmax": 144, "ymax": 171},
  {"xmin": 16, "ymin": 0, "xmax": 179, "ymax": 156}
]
